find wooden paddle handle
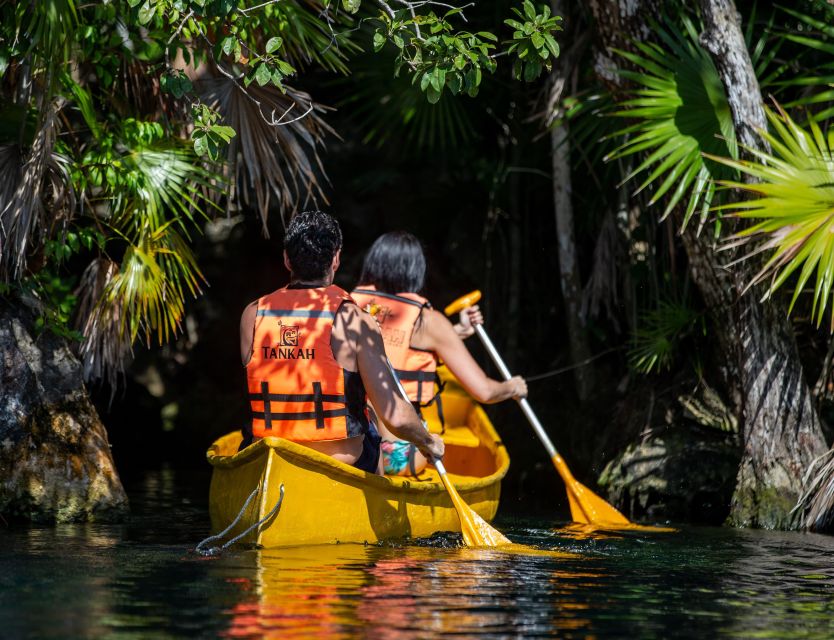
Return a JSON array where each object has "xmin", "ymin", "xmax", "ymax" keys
[{"xmin": 444, "ymin": 290, "xmax": 482, "ymax": 317}]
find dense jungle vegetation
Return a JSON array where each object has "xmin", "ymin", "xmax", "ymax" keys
[{"xmin": 5, "ymin": 0, "xmax": 834, "ymax": 532}]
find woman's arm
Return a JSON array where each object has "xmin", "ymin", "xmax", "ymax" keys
[
  {"xmin": 338, "ymin": 304, "xmax": 445, "ymax": 460},
  {"xmin": 416, "ymin": 308, "xmax": 527, "ymax": 404}
]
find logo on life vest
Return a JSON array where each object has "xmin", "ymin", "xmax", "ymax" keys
[
  {"xmin": 261, "ymin": 322, "xmax": 315, "ymax": 360},
  {"xmin": 367, "ymin": 302, "xmax": 406, "ymax": 347},
  {"xmin": 280, "ymin": 325, "xmax": 299, "ymax": 346}
]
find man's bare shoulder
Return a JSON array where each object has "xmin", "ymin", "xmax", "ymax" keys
[{"xmin": 240, "ymin": 300, "xmax": 259, "ymax": 330}]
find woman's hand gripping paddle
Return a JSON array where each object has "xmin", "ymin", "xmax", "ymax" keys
[
  {"xmin": 367, "ymin": 303, "xmax": 510, "ymax": 547},
  {"xmin": 445, "ymin": 291, "xmax": 633, "ymax": 528},
  {"xmin": 387, "ymin": 355, "xmax": 510, "ymax": 546}
]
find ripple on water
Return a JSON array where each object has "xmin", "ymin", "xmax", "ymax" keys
[{"xmin": 1, "ymin": 471, "xmax": 834, "ymax": 639}]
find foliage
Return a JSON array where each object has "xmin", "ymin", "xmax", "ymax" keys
[
  {"xmin": 373, "ymin": 0, "xmax": 561, "ymax": 104},
  {"xmin": 0, "ymin": 0, "xmax": 563, "ymax": 386},
  {"xmin": 606, "ymin": 17, "xmax": 737, "ymax": 231},
  {"xmin": 711, "ymin": 105, "xmax": 834, "ymax": 330},
  {"xmin": 628, "ymin": 298, "xmax": 703, "ymax": 374}
]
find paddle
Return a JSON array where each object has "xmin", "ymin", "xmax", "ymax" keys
[
  {"xmin": 444, "ymin": 290, "xmax": 633, "ymax": 527},
  {"xmin": 366, "ymin": 301, "xmax": 510, "ymax": 547},
  {"xmin": 383, "ymin": 355, "xmax": 510, "ymax": 547}
]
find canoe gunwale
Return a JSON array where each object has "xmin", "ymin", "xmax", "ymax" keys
[
  {"xmin": 208, "ymin": 435, "xmax": 508, "ymax": 495},
  {"xmin": 207, "ymin": 409, "xmax": 509, "ymax": 495}
]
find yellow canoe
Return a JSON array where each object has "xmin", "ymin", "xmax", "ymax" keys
[{"xmin": 206, "ymin": 374, "xmax": 509, "ymax": 547}]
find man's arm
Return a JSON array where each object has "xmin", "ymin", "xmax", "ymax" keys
[
  {"xmin": 340, "ymin": 304, "xmax": 444, "ymax": 460},
  {"xmin": 240, "ymin": 301, "xmax": 258, "ymax": 366}
]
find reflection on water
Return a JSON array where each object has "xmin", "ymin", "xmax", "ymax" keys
[{"xmin": 1, "ymin": 469, "xmax": 834, "ymax": 639}]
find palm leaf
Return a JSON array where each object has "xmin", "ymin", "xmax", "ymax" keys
[
  {"xmin": 606, "ymin": 17, "xmax": 737, "ymax": 231},
  {"xmin": 0, "ymin": 100, "xmax": 67, "ymax": 280},
  {"xmin": 711, "ymin": 104, "xmax": 834, "ymax": 329},
  {"xmin": 199, "ymin": 77, "xmax": 333, "ymax": 232},
  {"xmin": 628, "ymin": 298, "xmax": 702, "ymax": 374}
]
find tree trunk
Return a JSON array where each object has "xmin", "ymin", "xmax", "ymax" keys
[
  {"xmin": 590, "ymin": 0, "xmax": 828, "ymax": 528},
  {"xmin": 552, "ymin": 119, "xmax": 595, "ymax": 401},
  {"xmin": 695, "ymin": 0, "xmax": 827, "ymax": 528},
  {"xmin": 0, "ymin": 299, "xmax": 129, "ymax": 522},
  {"xmin": 549, "ymin": 0, "xmax": 595, "ymax": 402}
]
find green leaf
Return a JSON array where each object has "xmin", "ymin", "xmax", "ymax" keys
[
  {"xmin": 523, "ymin": 59, "xmax": 540, "ymax": 81},
  {"xmin": 544, "ymin": 34, "xmax": 560, "ymax": 58},
  {"xmin": 342, "ymin": 0, "xmax": 361, "ymax": 14},
  {"xmin": 426, "ymin": 84, "xmax": 441, "ymax": 104},
  {"xmin": 265, "ymin": 36, "xmax": 283, "ymax": 54},
  {"xmin": 531, "ymin": 32, "xmax": 544, "ymax": 49},
  {"xmin": 430, "ymin": 67, "xmax": 443, "ymax": 92},
  {"xmin": 211, "ymin": 125, "xmax": 236, "ymax": 142},
  {"xmin": 373, "ymin": 31, "xmax": 386, "ymax": 52},
  {"xmin": 194, "ymin": 136, "xmax": 208, "ymax": 156},
  {"xmin": 137, "ymin": 1, "xmax": 155, "ymax": 25},
  {"xmin": 254, "ymin": 63, "xmax": 272, "ymax": 86}
]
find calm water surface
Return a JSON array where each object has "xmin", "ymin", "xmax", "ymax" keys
[{"xmin": 2, "ymin": 469, "xmax": 833, "ymax": 639}]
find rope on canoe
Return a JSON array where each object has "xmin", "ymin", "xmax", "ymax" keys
[{"xmin": 195, "ymin": 483, "xmax": 285, "ymax": 557}]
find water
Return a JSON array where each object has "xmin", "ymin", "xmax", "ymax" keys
[{"xmin": 2, "ymin": 469, "xmax": 834, "ymax": 639}]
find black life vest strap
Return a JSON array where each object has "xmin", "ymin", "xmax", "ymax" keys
[
  {"xmin": 251, "ymin": 409, "xmax": 348, "ymax": 423},
  {"xmin": 353, "ymin": 288, "xmax": 427, "ymax": 308},
  {"xmin": 253, "ymin": 381, "xmax": 347, "ymax": 430}
]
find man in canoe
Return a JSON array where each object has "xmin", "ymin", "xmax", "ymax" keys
[
  {"xmin": 352, "ymin": 231, "xmax": 528, "ymax": 477},
  {"xmin": 239, "ymin": 211, "xmax": 444, "ymax": 473}
]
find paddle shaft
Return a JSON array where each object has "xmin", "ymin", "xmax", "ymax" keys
[
  {"xmin": 473, "ymin": 324, "xmax": 558, "ymax": 460},
  {"xmin": 382, "ymin": 356, "xmax": 452, "ymax": 477}
]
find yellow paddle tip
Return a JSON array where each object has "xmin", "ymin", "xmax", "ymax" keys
[{"xmin": 444, "ymin": 290, "xmax": 482, "ymax": 317}]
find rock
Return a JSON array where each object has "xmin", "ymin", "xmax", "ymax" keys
[
  {"xmin": 0, "ymin": 299, "xmax": 128, "ymax": 522},
  {"xmin": 598, "ymin": 424, "xmax": 740, "ymax": 524}
]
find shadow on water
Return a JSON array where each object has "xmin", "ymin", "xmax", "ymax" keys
[{"xmin": 2, "ymin": 470, "xmax": 834, "ymax": 639}]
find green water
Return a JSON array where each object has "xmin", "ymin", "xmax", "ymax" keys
[{"xmin": 2, "ymin": 469, "xmax": 834, "ymax": 639}]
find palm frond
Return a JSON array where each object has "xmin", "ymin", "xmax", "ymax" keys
[
  {"xmin": 628, "ymin": 298, "xmax": 701, "ymax": 374},
  {"xmin": 17, "ymin": 0, "xmax": 78, "ymax": 65},
  {"xmin": 606, "ymin": 17, "xmax": 737, "ymax": 231},
  {"xmin": 75, "ymin": 134, "xmax": 219, "ymax": 384},
  {"xmin": 199, "ymin": 77, "xmax": 333, "ymax": 232},
  {"xmin": 0, "ymin": 99, "xmax": 65, "ymax": 280},
  {"xmin": 793, "ymin": 447, "xmax": 834, "ymax": 532},
  {"xmin": 711, "ymin": 104, "xmax": 834, "ymax": 330},
  {"xmin": 774, "ymin": 5, "xmax": 834, "ymax": 121},
  {"xmin": 75, "ymin": 257, "xmax": 131, "ymax": 386},
  {"xmin": 337, "ymin": 54, "xmax": 477, "ymax": 153}
]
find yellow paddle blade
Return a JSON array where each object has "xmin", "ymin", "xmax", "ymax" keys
[
  {"xmin": 552, "ymin": 455, "xmax": 632, "ymax": 526},
  {"xmin": 558, "ymin": 522, "xmax": 677, "ymax": 539},
  {"xmin": 439, "ymin": 472, "xmax": 511, "ymax": 547}
]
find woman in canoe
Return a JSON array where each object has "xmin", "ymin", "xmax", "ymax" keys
[{"xmin": 352, "ymin": 231, "xmax": 528, "ymax": 477}]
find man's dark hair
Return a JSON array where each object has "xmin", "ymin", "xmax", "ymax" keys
[
  {"xmin": 284, "ymin": 210, "xmax": 343, "ymax": 281},
  {"xmin": 358, "ymin": 231, "xmax": 426, "ymax": 294}
]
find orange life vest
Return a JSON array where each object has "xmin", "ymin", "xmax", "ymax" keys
[
  {"xmin": 246, "ymin": 284, "xmax": 369, "ymax": 442},
  {"xmin": 351, "ymin": 285, "xmax": 439, "ymax": 406}
]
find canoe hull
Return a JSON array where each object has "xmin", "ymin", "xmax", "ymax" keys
[{"xmin": 208, "ymin": 381, "xmax": 509, "ymax": 547}]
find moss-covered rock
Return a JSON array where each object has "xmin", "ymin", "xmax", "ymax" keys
[
  {"xmin": 0, "ymin": 300, "xmax": 128, "ymax": 522},
  {"xmin": 598, "ymin": 415, "xmax": 740, "ymax": 524}
]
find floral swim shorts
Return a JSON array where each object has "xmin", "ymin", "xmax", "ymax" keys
[{"xmin": 381, "ymin": 438, "xmax": 420, "ymax": 476}]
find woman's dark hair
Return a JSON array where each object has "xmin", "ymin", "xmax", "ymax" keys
[
  {"xmin": 359, "ymin": 231, "xmax": 426, "ymax": 294},
  {"xmin": 284, "ymin": 210, "xmax": 343, "ymax": 280}
]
